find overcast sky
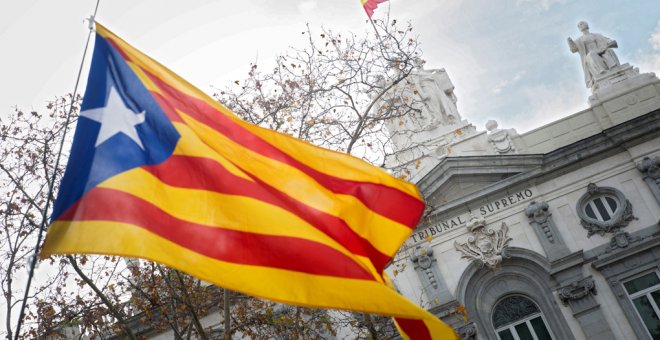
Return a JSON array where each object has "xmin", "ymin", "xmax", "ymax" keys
[{"xmin": 1, "ymin": 0, "xmax": 659, "ymax": 132}]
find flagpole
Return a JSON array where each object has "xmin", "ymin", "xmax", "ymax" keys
[
  {"xmin": 363, "ymin": 0, "xmax": 390, "ymax": 49},
  {"xmin": 13, "ymin": 1, "xmax": 101, "ymax": 338},
  {"xmin": 368, "ymin": 17, "xmax": 387, "ymax": 49},
  {"xmin": 223, "ymin": 288, "xmax": 231, "ymax": 340}
]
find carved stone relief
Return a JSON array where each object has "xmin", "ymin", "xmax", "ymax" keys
[
  {"xmin": 605, "ymin": 231, "xmax": 644, "ymax": 253},
  {"xmin": 557, "ymin": 277, "xmax": 597, "ymax": 306},
  {"xmin": 454, "ymin": 215, "xmax": 512, "ymax": 269},
  {"xmin": 486, "ymin": 120, "xmax": 515, "ymax": 154}
]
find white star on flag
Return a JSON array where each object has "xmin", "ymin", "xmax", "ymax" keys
[{"xmin": 80, "ymin": 86, "xmax": 146, "ymax": 149}]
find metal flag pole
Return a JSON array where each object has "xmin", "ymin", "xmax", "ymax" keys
[
  {"xmin": 368, "ymin": 17, "xmax": 386, "ymax": 47},
  {"xmin": 365, "ymin": 0, "xmax": 390, "ymax": 48},
  {"xmin": 13, "ymin": 1, "xmax": 101, "ymax": 338}
]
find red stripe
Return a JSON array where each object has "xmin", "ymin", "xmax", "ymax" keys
[
  {"xmin": 137, "ymin": 66, "xmax": 424, "ymax": 229},
  {"xmin": 59, "ymin": 188, "xmax": 374, "ymax": 281},
  {"xmin": 142, "ymin": 155, "xmax": 392, "ymax": 271},
  {"xmin": 395, "ymin": 317, "xmax": 433, "ymax": 340},
  {"xmin": 151, "ymin": 91, "xmax": 184, "ymax": 123}
]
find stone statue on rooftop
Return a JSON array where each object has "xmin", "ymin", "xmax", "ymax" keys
[
  {"xmin": 411, "ymin": 58, "xmax": 461, "ymax": 127},
  {"xmin": 567, "ymin": 21, "xmax": 620, "ymax": 90}
]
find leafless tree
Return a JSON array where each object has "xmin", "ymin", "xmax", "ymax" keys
[{"xmin": 215, "ymin": 17, "xmax": 425, "ymax": 174}]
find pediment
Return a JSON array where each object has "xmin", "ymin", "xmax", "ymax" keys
[{"xmin": 417, "ymin": 155, "xmax": 543, "ymax": 209}]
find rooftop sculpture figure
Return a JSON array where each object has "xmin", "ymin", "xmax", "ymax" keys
[{"xmin": 568, "ymin": 21, "xmax": 620, "ymax": 90}]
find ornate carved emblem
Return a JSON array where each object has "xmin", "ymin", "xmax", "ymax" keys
[
  {"xmin": 485, "ymin": 120, "xmax": 515, "ymax": 154},
  {"xmin": 576, "ymin": 183, "xmax": 636, "ymax": 237},
  {"xmin": 605, "ymin": 231, "xmax": 643, "ymax": 253},
  {"xmin": 557, "ymin": 277, "xmax": 597, "ymax": 306},
  {"xmin": 454, "ymin": 215, "xmax": 512, "ymax": 269}
]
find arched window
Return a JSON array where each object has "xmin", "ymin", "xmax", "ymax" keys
[{"xmin": 492, "ymin": 295, "xmax": 553, "ymax": 340}]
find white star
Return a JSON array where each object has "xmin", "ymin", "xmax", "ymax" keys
[{"xmin": 80, "ymin": 86, "xmax": 146, "ymax": 149}]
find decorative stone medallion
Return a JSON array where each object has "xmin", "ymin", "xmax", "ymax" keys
[
  {"xmin": 576, "ymin": 183, "xmax": 635, "ymax": 237},
  {"xmin": 605, "ymin": 231, "xmax": 643, "ymax": 253}
]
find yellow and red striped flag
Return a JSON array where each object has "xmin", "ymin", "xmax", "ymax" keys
[
  {"xmin": 361, "ymin": 0, "xmax": 388, "ymax": 18},
  {"xmin": 40, "ymin": 23, "xmax": 457, "ymax": 340}
]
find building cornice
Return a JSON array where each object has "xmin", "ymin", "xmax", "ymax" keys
[{"xmin": 421, "ymin": 109, "xmax": 660, "ymax": 219}]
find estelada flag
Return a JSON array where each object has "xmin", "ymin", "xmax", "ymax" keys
[
  {"xmin": 40, "ymin": 22, "xmax": 457, "ymax": 340},
  {"xmin": 361, "ymin": 0, "xmax": 388, "ymax": 18}
]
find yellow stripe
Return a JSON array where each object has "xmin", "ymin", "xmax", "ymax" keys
[
  {"xmin": 95, "ymin": 23, "xmax": 422, "ymax": 201},
  {"xmin": 40, "ymin": 220, "xmax": 453, "ymax": 336},
  {"xmin": 172, "ymin": 122, "xmax": 253, "ymax": 182},
  {"xmin": 97, "ymin": 168, "xmax": 371, "ymax": 271},
  {"xmin": 238, "ymin": 121, "xmax": 422, "ymax": 199},
  {"xmin": 179, "ymin": 111, "xmax": 412, "ymax": 257}
]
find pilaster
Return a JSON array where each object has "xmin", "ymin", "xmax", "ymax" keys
[
  {"xmin": 524, "ymin": 201, "xmax": 571, "ymax": 261},
  {"xmin": 528, "ymin": 201, "xmax": 616, "ymax": 339},
  {"xmin": 638, "ymin": 156, "xmax": 660, "ymax": 204},
  {"xmin": 551, "ymin": 259, "xmax": 616, "ymax": 340}
]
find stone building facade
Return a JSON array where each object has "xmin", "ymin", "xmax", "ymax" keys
[{"xmin": 385, "ymin": 25, "xmax": 660, "ymax": 340}]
